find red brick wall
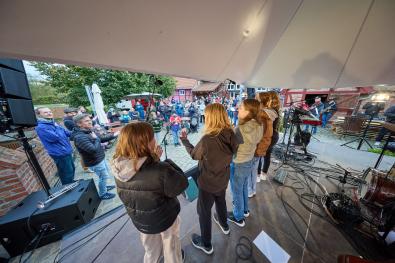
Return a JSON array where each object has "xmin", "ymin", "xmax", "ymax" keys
[{"xmin": 0, "ymin": 139, "xmax": 58, "ymax": 216}]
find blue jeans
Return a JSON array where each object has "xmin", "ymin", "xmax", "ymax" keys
[
  {"xmin": 171, "ymin": 130, "xmax": 179, "ymax": 145},
  {"xmin": 248, "ymin": 157, "xmax": 260, "ymax": 195},
  {"xmin": 230, "ymin": 160, "xmax": 253, "ymax": 221},
  {"xmin": 321, "ymin": 112, "xmax": 333, "ymax": 128},
  {"xmin": 89, "ymin": 159, "xmax": 110, "ymax": 197},
  {"xmin": 233, "ymin": 116, "xmax": 238, "ymax": 125},
  {"xmin": 51, "ymin": 154, "xmax": 75, "ymax": 185}
]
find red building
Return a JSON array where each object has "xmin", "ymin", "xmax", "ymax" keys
[
  {"xmin": 171, "ymin": 77, "xmax": 198, "ymax": 102},
  {"xmin": 281, "ymin": 87, "xmax": 375, "ymax": 116}
]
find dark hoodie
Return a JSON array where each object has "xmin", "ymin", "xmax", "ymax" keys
[{"xmin": 181, "ymin": 128, "xmax": 239, "ymax": 193}]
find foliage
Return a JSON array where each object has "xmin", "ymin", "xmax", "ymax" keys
[
  {"xmin": 29, "ymin": 80, "xmax": 66, "ymax": 105},
  {"xmin": 368, "ymin": 148, "xmax": 395, "ymax": 157},
  {"xmin": 31, "ymin": 62, "xmax": 176, "ymax": 107}
]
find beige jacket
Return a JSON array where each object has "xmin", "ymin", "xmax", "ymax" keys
[{"xmin": 233, "ymin": 119, "xmax": 263, "ymax": 163}]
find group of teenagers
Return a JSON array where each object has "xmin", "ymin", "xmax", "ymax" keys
[{"xmin": 110, "ymin": 91, "xmax": 281, "ymax": 263}]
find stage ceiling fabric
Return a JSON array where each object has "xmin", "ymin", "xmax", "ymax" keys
[{"xmin": 0, "ymin": 0, "xmax": 394, "ymax": 89}]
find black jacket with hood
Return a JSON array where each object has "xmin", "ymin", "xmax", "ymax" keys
[
  {"xmin": 181, "ymin": 128, "xmax": 239, "ymax": 193},
  {"xmin": 111, "ymin": 157, "xmax": 188, "ymax": 234}
]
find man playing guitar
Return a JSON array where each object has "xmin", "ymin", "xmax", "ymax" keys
[
  {"xmin": 304, "ymin": 96, "xmax": 324, "ymax": 134},
  {"xmin": 321, "ymin": 99, "xmax": 337, "ymax": 128}
]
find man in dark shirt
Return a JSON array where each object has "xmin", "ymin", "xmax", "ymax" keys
[
  {"xmin": 63, "ymin": 108, "xmax": 78, "ymax": 131},
  {"xmin": 321, "ymin": 99, "xmax": 337, "ymax": 128},
  {"xmin": 71, "ymin": 114, "xmax": 118, "ymax": 199}
]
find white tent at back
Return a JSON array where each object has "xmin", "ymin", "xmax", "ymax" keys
[{"xmin": 0, "ymin": 0, "xmax": 394, "ymax": 90}]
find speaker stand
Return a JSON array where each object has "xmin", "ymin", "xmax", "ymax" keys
[{"xmin": 17, "ymin": 129, "xmax": 51, "ymax": 196}]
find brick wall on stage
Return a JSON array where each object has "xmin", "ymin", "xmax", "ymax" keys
[{"xmin": 0, "ymin": 138, "xmax": 58, "ymax": 216}]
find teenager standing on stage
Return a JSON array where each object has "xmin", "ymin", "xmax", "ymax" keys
[
  {"xmin": 254, "ymin": 92, "xmax": 280, "ymax": 185},
  {"xmin": 229, "ymin": 99, "xmax": 263, "ymax": 226},
  {"xmin": 111, "ymin": 122, "xmax": 188, "ymax": 263},
  {"xmin": 180, "ymin": 103, "xmax": 239, "ymax": 255}
]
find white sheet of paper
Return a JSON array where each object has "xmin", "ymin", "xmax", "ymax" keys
[{"xmin": 253, "ymin": 231, "xmax": 291, "ymax": 263}]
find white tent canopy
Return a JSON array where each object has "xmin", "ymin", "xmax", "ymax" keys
[{"xmin": 0, "ymin": 0, "xmax": 394, "ymax": 89}]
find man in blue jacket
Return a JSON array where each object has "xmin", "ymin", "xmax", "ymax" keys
[{"xmin": 35, "ymin": 107, "xmax": 75, "ymax": 185}]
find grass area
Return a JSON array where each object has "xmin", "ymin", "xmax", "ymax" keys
[{"xmin": 368, "ymin": 148, "xmax": 395, "ymax": 157}]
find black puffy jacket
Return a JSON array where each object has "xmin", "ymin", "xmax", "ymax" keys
[
  {"xmin": 71, "ymin": 128, "xmax": 115, "ymax": 166},
  {"xmin": 111, "ymin": 157, "xmax": 188, "ymax": 234}
]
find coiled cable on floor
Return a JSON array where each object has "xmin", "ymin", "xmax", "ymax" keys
[{"xmin": 235, "ymin": 236, "xmax": 256, "ymax": 263}]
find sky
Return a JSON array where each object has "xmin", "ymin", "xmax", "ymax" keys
[{"xmin": 23, "ymin": 60, "xmax": 45, "ymax": 80}]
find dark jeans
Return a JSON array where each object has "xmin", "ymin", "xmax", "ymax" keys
[
  {"xmin": 197, "ymin": 188, "xmax": 228, "ymax": 247},
  {"xmin": 51, "ymin": 154, "xmax": 75, "ymax": 185},
  {"xmin": 257, "ymin": 132, "xmax": 279, "ymax": 173}
]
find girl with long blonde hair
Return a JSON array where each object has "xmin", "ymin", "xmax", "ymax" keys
[
  {"xmin": 180, "ymin": 103, "xmax": 239, "ymax": 255},
  {"xmin": 111, "ymin": 122, "xmax": 188, "ymax": 263},
  {"xmin": 228, "ymin": 99, "xmax": 263, "ymax": 227}
]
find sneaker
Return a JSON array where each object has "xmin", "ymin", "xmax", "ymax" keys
[
  {"xmin": 260, "ymin": 173, "xmax": 267, "ymax": 181},
  {"xmin": 84, "ymin": 168, "xmax": 94, "ymax": 173},
  {"xmin": 374, "ymin": 141, "xmax": 381, "ymax": 146},
  {"xmin": 213, "ymin": 213, "xmax": 230, "ymax": 235},
  {"xmin": 106, "ymin": 185, "xmax": 116, "ymax": 191},
  {"xmin": 191, "ymin": 234, "xmax": 213, "ymax": 255},
  {"xmin": 244, "ymin": 210, "xmax": 250, "ymax": 218},
  {"xmin": 256, "ymin": 176, "xmax": 261, "ymax": 183},
  {"xmin": 227, "ymin": 212, "xmax": 245, "ymax": 227},
  {"xmin": 248, "ymin": 193, "xmax": 254, "ymax": 198},
  {"xmin": 100, "ymin": 192, "xmax": 116, "ymax": 200}
]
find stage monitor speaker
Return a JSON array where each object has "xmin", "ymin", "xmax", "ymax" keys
[
  {"xmin": 6, "ymin": 98, "xmax": 37, "ymax": 127},
  {"xmin": 0, "ymin": 59, "xmax": 25, "ymax": 73},
  {"xmin": 0, "ymin": 179, "xmax": 101, "ymax": 257},
  {"xmin": 0, "ymin": 65, "xmax": 31, "ymax": 100}
]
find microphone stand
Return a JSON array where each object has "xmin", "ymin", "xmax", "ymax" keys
[{"xmin": 160, "ymin": 127, "xmax": 171, "ymax": 160}]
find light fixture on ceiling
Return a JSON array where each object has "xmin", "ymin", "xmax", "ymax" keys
[{"xmin": 242, "ymin": 29, "xmax": 251, "ymax": 37}]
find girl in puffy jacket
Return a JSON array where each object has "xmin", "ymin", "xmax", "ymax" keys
[{"xmin": 111, "ymin": 122, "xmax": 188, "ymax": 263}]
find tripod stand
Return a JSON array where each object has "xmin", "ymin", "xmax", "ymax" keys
[{"xmin": 17, "ymin": 129, "xmax": 51, "ymax": 196}]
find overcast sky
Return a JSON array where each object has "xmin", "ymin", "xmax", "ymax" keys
[{"xmin": 23, "ymin": 60, "xmax": 45, "ymax": 80}]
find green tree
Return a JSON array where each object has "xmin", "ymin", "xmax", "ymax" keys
[{"xmin": 31, "ymin": 62, "xmax": 176, "ymax": 107}]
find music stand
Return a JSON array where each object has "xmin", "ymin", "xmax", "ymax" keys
[
  {"xmin": 340, "ymin": 114, "xmax": 374, "ymax": 150},
  {"xmin": 374, "ymin": 122, "xmax": 395, "ymax": 169}
]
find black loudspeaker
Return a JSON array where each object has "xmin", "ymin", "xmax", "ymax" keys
[
  {"xmin": 0, "ymin": 58, "xmax": 36, "ymax": 131},
  {"xmin": 0, "ymin": 179, "xmax": 101, "ymax": 257},
  {"xmin": 0, "ymin": 65, "xmax": 31, "ymax": 99},
  {"xmin": 0, "ymin": 59, "xmax": 25, "ymax": 73},
  {"xmin": 6, "ymin": 98, "xmax": 37, "ymax": 127}
]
